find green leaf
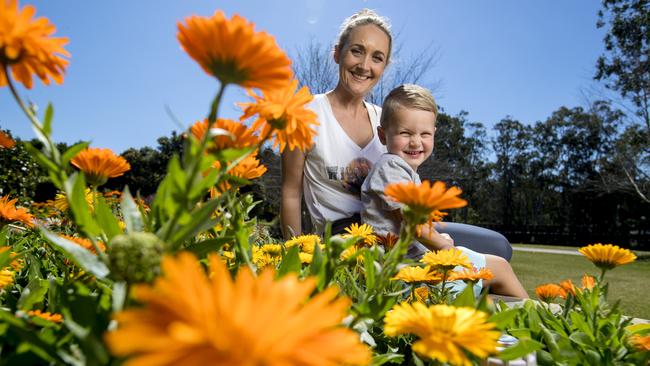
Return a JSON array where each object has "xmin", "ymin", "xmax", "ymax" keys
[
  {"xmin": 186, "ymin": 237, "xmax": 230, "ymax": 257},
  {"xmin": 569, "ymin": 331, "xmax": 595, "ymax": 348},
  {"xmin": 363, "ymin": 250, "xmax": 376, "ymax": 290},
  {"xmin": 42, "ymin": 103, "xmax": 54, "ymax": 136},
  {"xmin": 94, "ymin": 195, "xmax": 122, "ymax": 241},
  {"xmin": 112, "ymin": 282, "xmax": 127, "ymax": 313},
  {"xmin": 64, "ymin": 173, "xmax": 101, "ymax": 237},
  {"xmin": 23, "ymin": 142, "xmax": 59, "ymax": 173},
  {"xmin": 498, "ymin": 337, "xmax": 544, "ymax": 361},
  {"xmin": 17, "ymin": 278, "xmax": 49, "ymax": 310},
  {"xmin": 61, "ymin": 141, "xmax": 90, "ymax": 165},
  {"xmin": 0, "ymin": 247, "xmax": 15, "ymax": 270},
  {"xmin": 121, "ymin": 186, "xmax": 144, "ymax": 233},
  {"xmin": 277, "ymin": 246, "xmax": 301, "ymax": 277},
  {"xmin": 41, "ymin": 228, "xmax": 109, "ymax": 279},
  {"xmin": 451, "ymin": 282, "xmax": 476, "ymax": 307},
  {"xmin": 489, "ymin": 308, "xmax": 520, "ymax": 329},
  {"xmin": 168, "ymin": 198, "xmax": 222, "ymax": 247},
  {"xmin": 371, "ymin": 353, "xmax": 404, "ymax": 365}
]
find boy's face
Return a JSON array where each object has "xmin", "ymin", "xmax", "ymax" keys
[{"xmin": 379, "ymin": 106, "xmax": 436, "ymax": 171}]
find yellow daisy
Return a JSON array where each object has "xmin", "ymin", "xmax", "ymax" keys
[
  {"xmin": 342, "ymin": 223, "xmax": 378, "ymax": 247},
  {"xmin": 0, "ymin": 268, "xmax": 16, "ymax": 289},
  {"xmin": 0, "ymin": 0, "xmax": 70, "ymax": 89},
  {"xmin": 240, "ymin": 79, "xmax": 319, "ymax": 152},
  {"xmin": 421, "ymin": 248, "xmax": 472, "ymax": 271},
  {"xmin": 51, "ymin": 188, "xmax": 95, "ymax": 213},
  {"xmin": 384, "ymin": 302, "xmax": 499, "ymax": 366},
  {"xmin": 285, "ymin": 234, "xmax": 322, "ymax": 254},
  {"xmin": 579, "ymin": 243, "xmax": 637, "ymax": 270},
  {"xmin": 177, "ymin": 11, "xmax": 292, "ymax": 91},
  {"xmin": 105, "ymin": 252, "xmax": 371, "ymax": 365},
  {"xmin": 392, "ymin": 266, "xmax": 442, "ymax": 284}
]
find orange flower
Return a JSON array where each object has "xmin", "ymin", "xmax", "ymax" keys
[
  {"xmin": 579, "ymin": 243, "xmax": 637, "ymax": 270},
  {"xmin": 0, "ymin": 195, "xmax": 34, "ymax": 228},
  {"xmin": 0, "ymin": 246, "xmax": 23, "ymax": 272},
  {"xmin": 448, "ymin": 267, "xmax": 494, "ymax": 283},
  {"xmin": 70, "ymin": 148, "xmax": 130, "ymax": 186},
  {"xmin": 240, "ymin": 79, "xmax": 319, "ymax": 152},
  {"xmin": 60, "ymin": 234, "xmax": 105, "ymax": 254},
  {"xmin": 105, "ymin": 252, "xmax": 371, "ymax": 365},
  {"xmin": 190, "ymin": 118, "xmax": 259, "ymax": 151},
  {"xmin": 27, "ymin": 309, "xmax": 63, "ymax": 323},
  {"xmin": 558, "ymin": 279, "xmax": 577, "ymax": 298},
  {"xmin": 377, "ymin": 232, "xmax": 399, "ymax": 250},
  {"xmin": 535, "ymin": 283, "xmax": 565, "ymax": 302},
  {"xmin": 210, "ymin": 153, "xmax": 267, "ymax": 196},
  {"xmin": 0, "ymin": 0, "xmax": 69, "ymax": 89},
  {"xmin": 0, "ymin": 130, "xmax": 15, "ymax": 148},
  {"xmin": 628, "ymin": 334, "xmax": 650, "ymax": 352},
  {"xmin": 177, "ymin": 11, "xmax": 291, "ymax": 91},
  {"xmin": 581, "ymin": 274, "xmax": 596, "ymax": 290},
  {"xmin": 385, "ymin": 181, "xmax": 467, "ymax": 222}
]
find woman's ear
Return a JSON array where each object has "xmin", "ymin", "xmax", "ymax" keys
[
  {"xmin": 333, "ymin": 44, "xmax": 340, "ymax": 64},
  {"xmin": 377, "ymin": 126, "xmax": 387, "ymax": 145}
]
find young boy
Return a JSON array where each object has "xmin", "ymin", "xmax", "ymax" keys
[{"xmin": 361, "ymin": 84, "xmax": 528, "ymax": 298}]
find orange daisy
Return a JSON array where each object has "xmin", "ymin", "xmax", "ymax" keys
[
  {"xmin": 27, "ymin": 309, "xmax": 63, "ymax": 323},
  {"xmin": 0, "ymin": 0, "xmax": 70, "ymax": 89},
  {"xmin": 209, "ymin": 153, "xmax": 267, "ymax": 196},
  {"xmin": 377, "ymin": 232, "xmax": 399, "ymax": 250},
  {"xmin": 581, "ymin": 274, "xmax": 596, "ymax": 290},
  {"xmin": 579, "ymin": 243, "xmax": 637, "ymax": 270},
  {"xmin": 239, "ymin": 79, "xmax": 319, "ymax": 152},
  {"xmin": 70, "ymin": 147, "xmax": 130, "ymax": 186},
  {"xmin": 628, "ymin": 334, "xmax": 650, "ymax": 352},
  {"xmin": 535, "ymin": 283, "xmax": 565, "ymax": 302},
  {"xmin": 189, "ymin": 118, "xmax": 259, "ymax": 151},
  {"xmin": 384, "ymin": 181, "xmax": 467, "ymax": 222},
  {"xmin": 60, "ymin": 234, "xmax": 106, "ymax": 254},
  {"xmin": 558, "ymin": 279, "xmax": 576, "ymax": 298},
  {"xmin": 105, "ymin": 252, "xmax": 371, "ymax": 365},
  {"xmin": 0, "ymin": 195, "xmax": 34, "ymax": 228},
  {"xmin": 448, "ymin": 267, "xmax": 494, "ymax": 283},
  {"xmin": 0, "ymin": 130, "xmax": 15, "ymax": 148},
  {"xmin": 177, "ymin": 11, "xmax": 291, "ymax": 91}
]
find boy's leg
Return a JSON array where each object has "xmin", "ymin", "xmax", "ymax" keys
[{"xmin": 484, "ymin": 254, "xmax": 529, "ymax": 298}]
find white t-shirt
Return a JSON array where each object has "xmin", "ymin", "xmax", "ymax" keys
[{"xmin": 303, "ymin": 94, "xmax": 387, "ymax": 233}]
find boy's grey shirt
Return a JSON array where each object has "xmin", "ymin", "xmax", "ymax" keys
[{"xmin": 360, "ymin": 153, "xmax": 428, "ymax": 258}]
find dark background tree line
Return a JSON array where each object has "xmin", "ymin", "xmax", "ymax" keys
[{"xmin": 1, "ymin": 0, "xmax": 648, "ymax": 249}]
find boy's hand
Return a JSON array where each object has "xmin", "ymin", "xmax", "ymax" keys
[{"xmin": 417, "ymin": 225, "xmax": 455, "ymax": 251}]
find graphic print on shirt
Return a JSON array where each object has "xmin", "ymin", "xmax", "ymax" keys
[{"xmin": 325, "ymin": 157, "xmax": 373, "ymax": 195}]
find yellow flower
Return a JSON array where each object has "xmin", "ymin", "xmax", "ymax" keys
[
  {"xmin": 581, "ymin": 274, "xmax": 596, "ymax": 290},
  {"xmin": 0, "ymin": 195, "xmax": 34, "ymax": 228},
  {"xmin": 535, "ymin": 283, "xmax": 565, "ymax": 302},
  {"xmin": 60, "ymin": 235, "xmax": 105, "ymax": 254},
  {"xmin": 0, "ymin": 130, "xmax": 15, "ymax": 148},
  {"xmin": 0, "ymin": 246, "xmax": 22, "ymax": 272},
  {"xmin": 413, "ymin": 286, "xmax": 430, "ymax": 303},
  {"xmin": 628, "ymin": 334, "xmax": 650, "ymax": 352},
  {"xmin": 421, "ymin": 248, "xmax": 472, "ymax": 271},
  {"xmin": 448, "ymin": 267, "xmax": 494, "ymax": 283},
  {"xmin": 299, "ymin": 252, "xmax": 313, "ymax": 264},
  {"xmin": 27, "ymin": 309, "xmax": 63, "ymax": 323},
  {"xmin": 342, "ymin": 223, "xmax": 378, "ymax": 247},
  {"xmin": 190, "ymin": 118, "xmax": 259, "ymax": 151},
  {"xmin": 285, "ymin": 234, "xmax": 322, "ymax": 254},
  {"xmin": 52, "ymin": 188, "xmax": 95, "ymax": 212},
  {"xmin": 579, "ymin": 243, "xmax": 637, "ymax": 270},
  {"xmin": 105, "ymin": 252, "xmax": 371, "ymax": 365},
  {"xmin": 384, "ymin": 303, "xmax": 499, "ymax": 366},
  {"xmin": 0, "ymin": 268, "xmax": 15, "ymax": 289},
  {"xmin": 0, "ymin": 0, "xmax": 69, "ymax": 89},
  {"xmin": 240, "ymin": 79, "xmax": 319, "ymax": 152},
  {"xmin": 384, "ymin": 181, "xmax": 467, "ymax": 220},
  {"xmin": 177, "ymin": 11, "xmax": 291, "ymax": 91},
  {"xmin": 392, "ymin": 266, "xmax": 442, "ymax": 284},
  {"xmin": 71, "ymin": 148, "xmax": 131, "ymax": 186}
]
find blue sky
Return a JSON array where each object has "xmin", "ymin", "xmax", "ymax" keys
[{"xmin": 0, "ymin": 1, "xmax": 606, "ymax": 153}]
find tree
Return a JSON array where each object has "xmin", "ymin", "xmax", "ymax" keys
[{"xmin": 595, "ymin": 0, "xmax": 650, "ymax": 130}]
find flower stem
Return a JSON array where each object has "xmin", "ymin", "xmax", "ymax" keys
[{"xmin": 208, "ymin": 83, "xmax": 228, "ymax": 123}]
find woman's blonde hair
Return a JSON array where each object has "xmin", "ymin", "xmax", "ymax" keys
[
  {"xmin": 380, "ymin": 84, "xmax": 438, "ymax": 129},
  {"xmin": 337, "ymin": 9, "xmax": 392, "ymax": 63}
]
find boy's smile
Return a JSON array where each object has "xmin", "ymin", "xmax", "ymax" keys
[{"xmin": 379, "ymin": 106, "xmax": 436, "ymax": 171}]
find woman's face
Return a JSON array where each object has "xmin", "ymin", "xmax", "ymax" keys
[{"xmin": 335, "ymin": 24, "xmax": 390, "ymax": 99}]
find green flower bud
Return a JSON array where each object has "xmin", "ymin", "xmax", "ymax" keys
[{"xmin": 108, "ymin": 232, "xmax": 164, "ymax": 284}]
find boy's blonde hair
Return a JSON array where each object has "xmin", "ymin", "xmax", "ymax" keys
[
  {"xmin": 337, "ymin": 9, "xmax": 393, "ymax": 64},
  {"xmin": 380, "ymin": 84, "xmax": 438, "ymax": 129}
]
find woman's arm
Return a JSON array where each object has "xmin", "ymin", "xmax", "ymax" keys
[{"xmin": 281, "ymin": 147, "xmax": 306, "ymax": 239}]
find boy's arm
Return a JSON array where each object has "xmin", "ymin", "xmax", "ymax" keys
[{"xmin": 391, "ymin": 209, "xmax": 455, "ymax": 251}]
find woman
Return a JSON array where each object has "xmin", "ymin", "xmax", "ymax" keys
[{"xmin": 282, "ymin": 9, "xmax": 391, "ymax": 238}]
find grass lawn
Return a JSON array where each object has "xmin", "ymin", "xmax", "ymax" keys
[{"xmin": 509, "ymin": 248, "xmax": 650, "ymax": 320}]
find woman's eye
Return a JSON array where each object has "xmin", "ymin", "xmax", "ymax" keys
[{"xmin": 373, "ymin": 55, "xmax": 384, "ymax": 63}]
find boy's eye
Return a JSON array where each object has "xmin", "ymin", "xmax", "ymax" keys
[
  {"xmin": 400, "ymin": 131, "xmax": 410, "ymax": 136},
  {"xmin": 351, "ymin": 48, "xmax": 362, "ymax": 55}
]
